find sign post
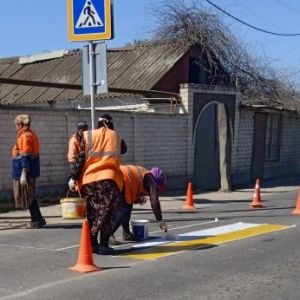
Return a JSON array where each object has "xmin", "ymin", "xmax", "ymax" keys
[
  {"xmin": 82, "ymin": 42, "xmax": 108, "ymax": 96},
  {"xmin": 89, "ymin": 41, "xmax": 96, "ymax": 130},
  {"xmin": 67, "ymin": 0, "xmax": 113, "ymax": 129}
]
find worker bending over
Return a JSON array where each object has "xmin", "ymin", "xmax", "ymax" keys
[{"xmin": 112, "ymin": 165, "xmax": 167, "ymax": 241}]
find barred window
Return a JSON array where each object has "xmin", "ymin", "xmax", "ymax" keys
[{"xmin": 265, "ymin": 114, "xmax": 282, "ymax": 161}]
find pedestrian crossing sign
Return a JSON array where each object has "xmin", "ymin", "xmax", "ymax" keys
[{"xmin": 67, "ymin": 0, "xmax": 113, "ymax": 41}]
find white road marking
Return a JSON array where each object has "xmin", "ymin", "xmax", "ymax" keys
[
  {"xmin": 123, "ymin": 223, "xmax": 293, "ymax": 260},
  {"xmin": 0, "ymin": 272, "xmax": 101, "ymax": 299},
  {"xmin": 179, "ymin": 222, "xmax": 260, "ymax": 237},
  {"xmin": 149, "ymin": 219, "xmax": 218, "ymax": 234},
  {"xmin": 129, "ymin": 222, "xmax": 261, "ymax": 249},
  {"xmin": 112, "ymin": 219, "xmax": 219, "ymax": 250},
  {"xmin": 55, "ymin": 244, "xmax": 79, "ymax": 251},
  {"xmin": 0, "ymin": 244, "xmax": 56, "ymax": 251},
  {"xmin": 0, "ymin": 243, "xmax": 79, "ymax": 252}
]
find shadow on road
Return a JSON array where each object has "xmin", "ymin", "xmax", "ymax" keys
[
  {"xmin": 42, "ymin": 223, "xmax": 83, "ymax": 229},
  {"xmin": 167, "ymin": 198, "xmax": 251, "ymax": 204},
  {"xmin": 220, "ymin": 206, "xmax": 295, "ymax": 213},
  {"xmin": 113, "ymin": 243, "xmax": 217, "ymax": 256}
]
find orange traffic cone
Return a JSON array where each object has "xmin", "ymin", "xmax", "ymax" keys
[
  {"xmin": 182, "ymin": 182, "xmax": 197, "ymax": 212},
  {"xmin": 69, "ymin": 219, "xmax": 101, "ymax": 273},
  {"xmin": 249, "ymin": 179, "xmax": 263, "ymax": 208},
  {"xmin": 292, "ymin": 188, "xmax": 300, "ymax": 215}
]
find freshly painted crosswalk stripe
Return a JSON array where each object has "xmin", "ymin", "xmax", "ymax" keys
[
  {"xmin": 122, "ymin": 222, "xmax": 292, "ymax": 260},
  {"xmin": 129, "ymin": 222, "xmax": 260, "ymax": 250}
]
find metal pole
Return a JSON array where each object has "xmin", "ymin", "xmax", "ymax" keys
[{"xmin": 89, "ymin": 41, "xmax": 96, "ymax": 130}]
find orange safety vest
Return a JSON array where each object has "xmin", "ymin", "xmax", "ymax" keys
[
  {"xmin": 12, "ymin": 127, "xmax": 40, "ymax": 179},
  {"xmin": 77, "ymin": 127, "xmax": 123, "ymax": 190},
  {"xmin": 120, "ymin": 165, "xmax": 150, "ymax": 204},
  {"xmin": 12, "ymin": 127, "xmax": 40, "ymax": 158}
]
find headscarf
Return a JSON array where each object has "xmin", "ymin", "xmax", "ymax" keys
[
  {"xmin": 97, "ymin": 114, "xmax": 114, "ymax": 129},
  {"xmin": 150, "ymin": 167, "xmax": 167, "ymax": 190},
  {"xmin": 14, "ymin": 114, "xmax": 31, "ymax": 126}
]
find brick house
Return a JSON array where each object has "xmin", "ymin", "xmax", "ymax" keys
[{"xmin": 0, "ymin": 42, "xmax": 300, "ymax": 201}]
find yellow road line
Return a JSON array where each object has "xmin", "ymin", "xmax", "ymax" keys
[{"xmin": 123, "ymin": 224, "xmax": 291, "ymax": 260}]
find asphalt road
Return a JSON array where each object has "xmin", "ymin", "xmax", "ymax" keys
[{"xmin": 0, "ymin": 187, "xmax": 300, "ymax": 300}]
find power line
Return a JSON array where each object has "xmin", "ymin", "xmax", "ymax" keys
[
  {"xmin": 205, "ymin": 0, "xmax": 300, "ymax": 36},
  {"xmin": 232, "ymin": 0, "xmax": 285, "ymax": 32}
]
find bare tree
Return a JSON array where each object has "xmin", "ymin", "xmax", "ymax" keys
[{"xmin": 149, "ymin": 0, "xmax": 300, "ymax": 107}]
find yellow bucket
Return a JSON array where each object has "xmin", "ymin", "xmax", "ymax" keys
[{"xmin": 60, "ymin": 192, "xmax": 87, "ymax": 219}]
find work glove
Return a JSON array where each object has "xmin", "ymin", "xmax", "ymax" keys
[
  {"xmin": 20, "ymin": 169, "xmax": 27, "ymax": 186},
  {"xmin": 159, "ymin": 220, "xmax": 168, "ymax": 232},
  {"xmin": 68, "ymin": 178, "xmax": 76, "ymax": 191}
]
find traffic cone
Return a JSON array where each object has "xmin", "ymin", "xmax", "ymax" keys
[
  {"xmin": 69, "ymin": 219, "xmax": 101, "ymax": 273},
  {"xmin": 249, "ymin": 179, "xmax": 263, "ymax": 208},
  {"xmin": 182, "ymin": 182, "xmax": 197, "ymax": 212},
  {"xmin": 292, "ymin": 188, "xmax": 300, "ymax": 215}
]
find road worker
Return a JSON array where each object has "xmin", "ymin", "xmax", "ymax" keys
[
  {"xmin": 68, "ymin": 114, "xmax": 126, "ymax": 255},
  {"xmin": 67, "ymin": 121, "xmax": 88, "ymax": 187},
  {"xmin": 112, "ymin": 165, "xmax": 168, "ymax": 242},
  {"xmin": 12, "ymin": 114, "xmax": 46, "ymax": 229},
  {"xmin": 97, "ymin": 114, "xmax": 127, "ymax": 154}
]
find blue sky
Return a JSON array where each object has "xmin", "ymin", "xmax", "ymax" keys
[{"xmin": 1, "ymin": 0, "xmax": 300, "ymax": 85}]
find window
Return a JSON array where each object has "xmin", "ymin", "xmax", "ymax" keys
[{"xmin": 265, "ymin": 114, "xmax": 282, "ymax": 161}]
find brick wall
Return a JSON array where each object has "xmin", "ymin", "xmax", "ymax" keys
[
  {"xmin": 231, "ymin": 109, "xmax": 254, "ymax": 186},
  {"xmin": 0, "ymin": 107, "xmax": 189, "ymax": 201},
  {"xmin": 231, "ymin": 108, "xmax": 300, "ymax": 186},
  {"xmin": 264, "ymin": 114, "xmax": 300, "ymax": 179},
  {"xmin": 2, "ymin": 90, "xmax": 299, "ymax": 202}
]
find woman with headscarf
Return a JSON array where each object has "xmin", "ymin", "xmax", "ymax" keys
[
  {"xmin": 68, "ymin": 114, "xmax": 126, "ymax": 255},
  {"xmin": 97, "ymin": 114, "xmax": 127, "ymax": 154},
  {"xmin": 12, "ymin": 114, "xmax": 46, "ymax": 228},
  {"xmin": 112, "ymin": 165, "xmax": 168, "ymax": 241},
  {"xmin": 67, "ymin": 121, "xmax": 88, "ymax": 188}
]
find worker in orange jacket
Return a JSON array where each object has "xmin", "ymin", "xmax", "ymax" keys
[
  {"xmin": 12, "ymin": 114, "xmax": 46, "ymax": 228},
  {"xmin": 112, "ymin": 165, "xmax": 167, "ymax": 241},
  {"xmin": 67, "ymin": 121, "xmax": 88, "ymax": 185},
  {"xmin": 68, "ymin": 114, "xmax": 126, "ymax": 255}
]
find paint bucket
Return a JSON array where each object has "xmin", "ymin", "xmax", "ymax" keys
[
  {"xmin": 60, "ymin": 191, "xmax": 86, "ymax": 219},
  {"xmin": 130, "ymin": 219, "xmax": 150, "ymax": 241}
]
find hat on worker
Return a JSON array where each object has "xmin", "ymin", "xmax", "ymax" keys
[
  {"xmin": 150, "ymin": 167, "xmax": 167, "ymax": 190},
  {"xmin": 14, "ymin": 114, "xmax": 31, "ymax": 126},
  {"xmin": 77, "ymin": 121, "xmax": 88, "ymax": 131}
]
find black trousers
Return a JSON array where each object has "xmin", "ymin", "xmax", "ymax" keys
[
  {"xmin": 112, "ymin": 192, "xmax": 133, "ymax": 235},
  {"xmin": 28, "ymin": 198, "xmax": 43, "ymax": 223}
]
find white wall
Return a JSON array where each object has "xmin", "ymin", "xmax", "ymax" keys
[
  {"xmin": 3, "ymin": 91, "xmax": 299, "ymax": 202},
  {"xmin": 0, "ymin": 108, "xmax": 189, "ymax": 200}
]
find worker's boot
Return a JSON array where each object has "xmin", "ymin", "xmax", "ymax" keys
[
  {"xmin": 123, "ymin": 231, "xmax": 138, "ymax": 242},
  {"xmin": 122, "ymin": 222, "xmax": 137, "ymax": 241},
  {"xmin": 98, "ymin": 233, "xmax": 114, "ymax": 255},
  {"xmin": 91, "ymin": 234, "xmax": 99, "ymax": 254}
]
